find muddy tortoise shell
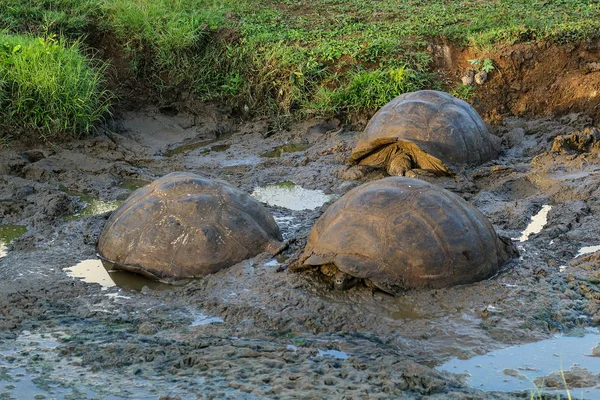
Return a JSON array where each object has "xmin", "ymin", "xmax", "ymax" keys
[
  {"xmin": 348, "ymin": 90, "xmax": 500, "ymax": 173},
  {"xmin": 299, "ymin": 177, "xmax": 515, "ymax": 294},
  {"xmin": 97, "ymin": 172, "xmax": 283, "ymax": 281}
]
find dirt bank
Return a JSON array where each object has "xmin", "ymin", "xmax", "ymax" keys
[
  {"xmin": 432, "ymin": 39, "xmax": 600, "ymax": 124},
  {"xmin": 1, "ymin": 103, "xmax": 599, "ymax": 398}
]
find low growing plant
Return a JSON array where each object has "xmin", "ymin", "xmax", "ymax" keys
[{"xmin": 0, "ymin": 33, "xmax": 112, "ymax": 139}]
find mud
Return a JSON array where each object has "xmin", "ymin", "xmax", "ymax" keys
[{"xmin": 1, "ymin": 105, "xmax": 600, "ymax": 398}]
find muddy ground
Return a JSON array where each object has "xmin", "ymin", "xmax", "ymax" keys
[{"xmin": 1, "ymin": 104, "xmax": 600, "ymax": 399}]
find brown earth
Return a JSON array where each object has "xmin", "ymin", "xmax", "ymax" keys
[{"xmin": 431, "ymin": 39, "xmax": 600, "ymax": 123}]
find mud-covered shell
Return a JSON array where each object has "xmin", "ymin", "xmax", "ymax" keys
[
  {"xmin": 300, "ymin": 177, "xmax": 513, "ymax": 294},
  {"xmin": 348, "ymin": 90, "xmax": 500, "ymax": 170},
  {"xmin": 98, "ymin": 172, "xmax": 283, "ymax": 281}
]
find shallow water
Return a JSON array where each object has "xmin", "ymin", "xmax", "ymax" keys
[
  {"xmin": 252, "ymin": 182, "xmax": 335, "ymax": 211},
  {"xmin": 71, "ymin": 198, "xmax": 122, "ymax": 219},
  {"xmin": 438, "ymin": 331, "xmax": 600, "ymax": 395},
  {"xmin": 0, "ymin": 225, "xmax": 27, "ymax": 258},
  {"xmin": 516, "ymin": 205, "xmax": 552, "ymax": 242},
  {"xmin": 190, "ymin": 311, "xmax": 224, "ymax": 326},
  {"xmin": 317, "ymin": 349, "xmax": 350, "ymax": 359},
  {"xmin": 577, "ymin": 245, "xmax": 600, "ymax": 257},
  {"xmin": 261, "ymin": 143, "xmax": 311, "ymax": 158},
  {"xmin": 65, "ymin": 259, "xmax": 170, "ymax": 291}
]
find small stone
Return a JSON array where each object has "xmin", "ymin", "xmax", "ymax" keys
[
  {"xmin": 461, "ymin": 69, "xmax": 476, "ymax": 85},
  {"xmin": 474, "ymin": 70, "xmax": 488, "ymax": 85}
]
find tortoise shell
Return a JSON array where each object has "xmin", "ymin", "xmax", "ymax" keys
[
  {"xmin": 98, "ymin": 172, "xmax": 282, "ymax": 281},
  {"xmin": 348, "ymin": 90, "xmax": 500, "ymax": 172},
  {"xmin": 299, "ymin": 177, "xmax": 515, "ymax": 294}
]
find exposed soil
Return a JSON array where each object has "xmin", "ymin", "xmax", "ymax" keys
[
  {"xmin": 2, "ymin": 96, "xmax": 600, "ymax": 398},
  {"xmin": 431, "ymin": 38, "xmax": 600, "ymax": 123}
]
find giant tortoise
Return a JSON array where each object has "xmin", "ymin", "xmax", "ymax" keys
[
  {"xmin": 98, "ymin": 172, "xmax": 283, "ymax": 281},
  {"xmin": 347, "ymin": 90, "xmax": 500, "ymax": 176},
  {"xmin": 295, "ymin": 177, "xmax": 516, "ymax": 294}
]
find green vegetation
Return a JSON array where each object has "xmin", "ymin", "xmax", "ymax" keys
[
  {"xmin": 0, "ymin": 32, "xmax": 111, "ymax": 140},
  {"xmin": 2, "ymin": 0, "xmax": 600, "ymax": 139}
]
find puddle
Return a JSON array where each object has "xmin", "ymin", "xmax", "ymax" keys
[
  {"xmin": 516, "ymin": 205, "xmax": 552, "ymax": 242},
  {"xmin": 61, "ymin": 186, "xmax": 122, "ymax": 220},
  {"xmin": 252, "ymin": 182, "xmax": 335, "ymax": 211},
  {"xmin": 0, "ymin": 329, "xmax": 187, "ymax": 399},
  {"xmin": 261, "ymin": 143, "xmax": 311, "ymax": 158},
  {"xmin": 0, "ymin": 224, "xmax": 27, "ymax": 258},
  {"xmin": 70, "ymin": 198, "xmax": 122, "ymax": 219},
  {"xmin": 264, "ymin": 259, "xmax": 280, "ymax": 267},
  {"xmin": 190, "ymin": 311, "xmax": 224, "ymax": 326},
  {"xmin": 118, "ymin": 178, "xmax": 150, "ymax": 190},
  {"xmin": 64, "ymin": 259, "xmax": 116, "ymax": 289},
  {"xmin": 65, "ymin": 259, "xmax": 171, "ymax": 291},
  {"xmin": 577, "ymin": 245, "xmax": 600, "ymax": 257},
  {"xmin": 317, "ymin": 349, "xmax": 350, "ymax": 360},
  {"xmin": 438, "ymin": 331, "xmax": 600, "ymax": 394}
]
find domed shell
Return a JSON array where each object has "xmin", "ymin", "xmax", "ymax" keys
[
  {"xmin": 300, "ymin": 177, "xmax": 514, "ymax": 294},
  {"xmin": 98, "ymin": 172, "xmax": 283, "ymax": 281},
  {"xmin": 348, "ymin": 90, "xmax": 500, "ymax": 171}
]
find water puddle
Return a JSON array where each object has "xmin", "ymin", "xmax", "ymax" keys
[
  {"xmin": 61, "ymin": 186, "xmax": 122, "ymax": 220},
  {"xmin": 190, "ymin": 311, "xmax": 224, "ymax": 326},
  {"xmin": 516, "ymin": 205, "xmax": 552, "ymax": 242},
  {"xmin": 64, "ymin": 259, "xmax": 170, "ymax": 291},
  {"xmin": 0, "ymin": 224, "xmax": 27, "ymax": 258},
  {"xmin": 264, "ymin": 259, "xmax": 280, "ymax": 267},
  {"xmin": 252, "ymin": 182, "xmax": 335, "ymax": 211},
  {"xmin": 438, "ymin": 331, "xmax": 600, "ymax": 395},
  {"xmin": 70, "ymin": 198, "xmax": 122, "ymax": 219},
  {"xmin": 577, "ymin": 245, "xmax": 600, "ymax": 257},
  {"xmin": 317, "ymin": 349, "xmax": 350, "ymax": 360},
  {"xmin": 0, "ymin": 329, "xmax": 182, "ymax": 399},
  {"xmin": 261, "ymin": 143, "xmax": 311, "ymax": 158},
  {"xmin": 118, "ymin": 178, "xmax": 150, "ymax": 190}
]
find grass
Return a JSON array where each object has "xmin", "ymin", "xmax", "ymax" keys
[
  {"xmin": 0, "ymin": 32, "xmax": 112, "ymax": 140},
  {"xmin": 1, "ymin": 0, "xmax": 600, "ymax": 139}
]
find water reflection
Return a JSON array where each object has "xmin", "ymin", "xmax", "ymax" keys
[
  {"xmin": 65, "ymin": 259, "xmax": 171, "ymax": 291},
  {"xmin": 516, "ymin": 205, "xmax": 552, "ymax": 242},
  {"xmin": 0, "ymin": 224, "xmax": 27, "ymax": 258},
  {"xmin": 438, "ymin": 331, "xmax": 600, "ymax": 394},
  {"xmin": 252, "ymin": 182, "xmax": 335, "ymax": 211}
]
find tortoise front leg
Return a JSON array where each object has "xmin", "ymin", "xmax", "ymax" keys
[{"xmin": 386, "ymin": 152, "xmax": 413, "ymax": 176}]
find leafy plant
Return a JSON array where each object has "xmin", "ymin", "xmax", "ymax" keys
[{"xmin": 482, "ymin": 58, "xmax": 495, "ymax": 73}]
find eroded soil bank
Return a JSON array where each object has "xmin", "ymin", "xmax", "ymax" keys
[{"xmin": 2, "ymin": 104, "xmax": 600, "ymax": 398}]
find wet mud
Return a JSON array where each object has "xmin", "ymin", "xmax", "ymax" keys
[{"xmin": 1, "ymin": 106, "xmax": 600, "ymax": 398}]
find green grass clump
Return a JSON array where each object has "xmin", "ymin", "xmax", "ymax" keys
[
  {"xmin": 1, "ymin": 0, "xmax": 98, "ymax": 37},
  {"xmin": 0, "ymin": 33, "xmax": 111, "ymax": 139}
]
